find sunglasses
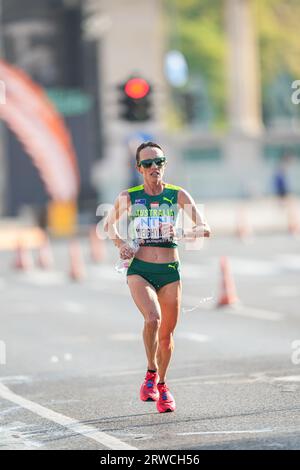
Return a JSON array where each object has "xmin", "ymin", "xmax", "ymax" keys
[{"xmin": 138, "ymin": 157, "xmax": 167, "ymax": 169}]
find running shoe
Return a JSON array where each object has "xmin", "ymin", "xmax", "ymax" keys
[
  {"xmin": 156, "ymin": 383, "xmax": 176, "ymax": 413},
  {"xmin": 140, "ymin": 371, "xmax": 159, "ymax": 402}
]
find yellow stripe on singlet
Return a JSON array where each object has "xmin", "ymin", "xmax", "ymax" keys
[{"xmin": 127, "ymin": 184, "xmax": 144, "ymax": 193}]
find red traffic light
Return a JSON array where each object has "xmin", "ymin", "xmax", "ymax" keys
[{"xmin": 124, "ymin": 78, "xmax": 150, "ymax": 100}]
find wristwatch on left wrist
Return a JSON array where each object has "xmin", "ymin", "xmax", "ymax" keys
[{"xmin": 175, "ymin": 227, "xmax": 184, "ymax": 239}]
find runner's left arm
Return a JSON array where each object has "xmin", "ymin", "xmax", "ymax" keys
[{"xmin": 177, "ymin": 189, "xmax": 211, "ymax": 239}]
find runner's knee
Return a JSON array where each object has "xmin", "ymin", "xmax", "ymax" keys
[
  {"xmin": 144, "ymin": 313, "xmax": 161, "ymax": 330},
  {"xmin": 159, "ymin": 333, "xmax": 174, "ymax": 350}
]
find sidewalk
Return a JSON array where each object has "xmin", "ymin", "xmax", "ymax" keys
[
  {"xmin": 0, "ymin": 196, "xmax": 299, "ymax": 249},
  {"xmin": 203, "ymin": 196, "xmax": 300, "ymax": 235},
  {"xmin": 0, "ymin": 218, "xmax": 45, "ymax": 251}
]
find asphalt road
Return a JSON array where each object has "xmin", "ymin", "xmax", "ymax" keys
[{"xmin": 0, "ymin": 234, "xmax": 300, "ymax": 450}]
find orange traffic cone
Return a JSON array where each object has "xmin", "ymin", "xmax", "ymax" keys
[
  {"xmin": 287, "ymin": 199, "xmax": 300, "ymax": 236},
  {"xmin": 236, "ymin": 207, "xmax": 253, "ymax": 242},
  {"xmin": 89, "ymin": 226, "xmax": 106, "ymax": 263},
  {"xmin": 13, "ymin": 241, "xmax": 33, "ymax": 271},
  {"xmin": 217, "ymin": 256, "xmax": 239, "ymax": 307},
  {"xmin": 236, "ymin": 207, "xmax": 253, "ymax": 241},
  {"xmin": 37, "ymin": 234, "xmax": 54, "ymax": 269},
  {"xmin": 69, "ymin": 239, "xmax": 86, "ymax": 281}
]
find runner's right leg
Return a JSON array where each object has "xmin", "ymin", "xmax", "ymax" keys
[{"xmin": 127, "ymin": 275, "xmax": 161, "ymax": 372}]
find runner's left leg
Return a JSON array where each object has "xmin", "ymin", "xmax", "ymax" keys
[
  {"xmin": 156, "ymin": 280, "xmax": 182, "ymax": 383},
  {"xmin": 127, "ymin": 275, "xmax": 161, "ymax": 371}
]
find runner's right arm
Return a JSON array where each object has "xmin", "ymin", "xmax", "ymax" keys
[{"xmin": 104, "ymin": 191, "xmax": 135, "ymax": 259}]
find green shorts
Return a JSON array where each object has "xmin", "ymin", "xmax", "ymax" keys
[{"xmin": 127, "ymin": 258, "xmax": 181, "ymax": 291}]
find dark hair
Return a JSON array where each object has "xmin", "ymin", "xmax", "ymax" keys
[{"xmin": 136, "ymin": 141, "xmax": 163, "ymax": 164}]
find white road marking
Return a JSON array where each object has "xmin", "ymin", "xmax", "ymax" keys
[
  {"xmin": 0, "ymin": 421, "xmax": 42, "ymax": 449},
  {"xmin": 89, "ymin": 284, "xmax": 128, "ymax": 296},
  {"xmin": 184, "ymin": 294, "xmax": 284, "ymax": 322},
  {"xmin": 63, "ymin": 353, "xmax": 73, "ymax": 362},
  {"xmin": 110, "ymin": 332, "xmax": 211, "ymax": 343},
  {"xmin": 50, "ymin": 356, "xmax": 59, "ymax": 363},
  {"xmin": 59, "ymin": 335, "xmax": 90, "ymax": 344},
  {"xmin": 177, "ymin": 429, "xmax": 273, "ymax": 436},
  {"xmin": 281, "ymin": 385, "xmax": 298, "ymax": 392},
  {"xmin": 169, "ymin": 372, "xmax": 244, "ymax": 384},
  {"xmin": 21, "ymin": 271, "xmax": 67, "ymax": 286},
  {"xmin": 272, "ymin": 375, "xmax": 300, "ymax": 383},
  {"xmin": 0, "ymin": 405, "xmax": 22, "ymax": 416},
  {"xmin": 230, "ymin": 258, "xmax": 279, "ymax": 276},
  {"xmin": 0, "ymin": 381, "xmax": 136, "ymax": 450},
  {"xmin": 269, "ymin": 286, "xmax": 300, "ymax": 298},
  {"xmin": 181, "ymin": 264, "xmax": 206, "ymax": 280},
  {"xmin": 110, "ymin": 333, "xmax": 140, "ymax": 341},
  {"xmin": 13, "ymin": 302, "xmax": 38, "ymax": 314},
  {"xmin": 63, "ymin": 301, "xmax": 85, "ymax": 314},
  {"xmin": 88, "ymin": 265, "xmax": 123, "ymax": 281},
  {"xmin": 183, "ymin": 295, "xmax": 209, "ymax": 305},
  {"xmin": 170, "ymin": 371, "xmax": 300, "ymax": 386},
  {"xmin": 0, "ymin": 376, "xmax": 33, "ymax": 385},
  {"xmin": 176, "ymin": 332, "xmax": 211, "ymax": 343},
  {"xmin": 225, "ymin": 305, "xmax": 284, "ymax": 322},
  {"xmin": 95, "ymin": 369, "xmax": 144, "ymax": 378},
  {"xmin": 275, "ymin": 255, "xmax": 300, "ymax": 272}
]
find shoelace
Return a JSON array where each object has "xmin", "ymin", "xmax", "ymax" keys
[
  {"xmin": 145, "ymin": 373, "xmax": 156, "ymax": 389},
  {"xmin": 158, "ymin": 384, "xmax": 170, "ymax": 400},
  {"xmin": 146, "ymin": 380, "xmax": 154, "ymax": 389}
]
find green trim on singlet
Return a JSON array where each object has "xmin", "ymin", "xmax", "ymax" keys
[
  {"xmin": 127, "ymin": 183, "xmax": 182, "ymax": 193},
  {"xmin": 127, "ymin": 182, "xmax": 181, "ymax": 248},
  {"xmin": 164, "ymin": 183, "xmax": 182, "ymax": 191},
  {"xmin": 127, "ymin": 184, "xmax": 144, "ymax": 193}
]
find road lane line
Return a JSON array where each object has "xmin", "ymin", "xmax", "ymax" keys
[
  {"xmin": 177, "ymin": 429, "xmax": 273, "ymax": 436},
  {"xmin": 269, "ymin": 286, "xmax": 300, "ymax": 298},
  {"xmin": 176, "ymin": 332, "xmax": 211, "ymax": 343},
  {"xmin": 0, "ymin": 376, "xmax": 33, "ymax": 385},
  {"xmin": 110, "ymin": 332, "xmax": 211, "ymax": 343},
  {"xmin": 272, "ymin": 375, "xmax": 300, "ymax": 382},
  {"xmin": 109, "ymin": 333, "xmax": 140, "ymax": 341},
  {"xmin": 184, "ymin": 294, "xmax": 284, "ymax": 321},
  {"xmin": 0, "ymin": 421, "xmax": 43, "ymax": 449},
  {"xmin": 229, "ymin": 306, "xmax": 284, "ymax": 322},
  {"xmin": 0, "ymin": 382, "xmax": 136, "ymax": 450},
  {"xmin": 168, "ymin": 372, "xmax": 243, "ymax": 384}
]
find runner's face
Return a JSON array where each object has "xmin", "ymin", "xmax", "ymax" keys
[{"xmin": 137, "ymin": 147, "xmax": 166, "ymax": 181}]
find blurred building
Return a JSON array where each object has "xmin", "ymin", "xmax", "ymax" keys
[
  {"xmin": 0, "ymin": 0, "xmax": 102, "ymax": 221},
  {"xmin": 1, "ymin": 0, "xmax": 299, "ymax": 213},
  {"xmin": 169, "ymin": 0, "xmax": 300, "ymax": 200},
  {"xmin": 90, "ymin": 0, "xmax": 168, "ymax": 203},
  {"xmin": 0, "ymin": 0, "xmax": 169, "ymax": 217}
]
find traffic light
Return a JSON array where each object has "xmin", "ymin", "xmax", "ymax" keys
[
  {"xmin": 118, "ymin": 77, "xmax": 152, "ymax": 122},
  {"xmin": 180, "ymin": 91, "xmax": 197, "ymax": 124}
]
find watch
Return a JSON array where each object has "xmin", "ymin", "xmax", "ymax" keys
[{"xmin": 175, "ymin": 227, "xmax": 185, "ymax": 239}]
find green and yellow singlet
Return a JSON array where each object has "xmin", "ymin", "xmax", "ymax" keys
[{"xmin": 127, "ymin": 183, "xmax": 182, "ymax": 248}]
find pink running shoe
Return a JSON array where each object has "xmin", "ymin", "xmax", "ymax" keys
[
  {"xmin": 156, "ymin": 383, "xmax": 176, "ymax": 413},
  {"xmin": 140, "ymin": 371, "xmax": 159, "ymax": 402}
]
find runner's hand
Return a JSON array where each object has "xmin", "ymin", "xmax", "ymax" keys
[
  {"xmin": 160, "ymin": 222, "xmax": 176, "ymax": 239},
  {"xmin": 119, "ymin": 242, "xmax": 136, "ymax": 260},
  {"xmin": 185, "ymin": 223, "xmax": 211, "ymax": 239},
  {"xmin": 202, "ymin": 223, "xmax": 211, "ymax": 238}
]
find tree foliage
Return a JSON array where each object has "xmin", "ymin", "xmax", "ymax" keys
[
  {"xmin": 165, "ymin": 0, "xmax": 300, "ymax": 127},
  {"xmin": 254, "ymin": 0, "xmax": 300, "ymax": 85}
]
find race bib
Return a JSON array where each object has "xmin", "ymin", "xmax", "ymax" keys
[{"xmin": 133, "ymin": 216, "xmax": 173, "ymax": 242}]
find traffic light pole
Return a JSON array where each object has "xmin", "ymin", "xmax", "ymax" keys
[
  {"xmin": 223, "ymin": 0, "xmax": 263, "ymax": 197},
  {"xmin": 0, "ymin": 0, "xmax": 7, "ymax": 217}
]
